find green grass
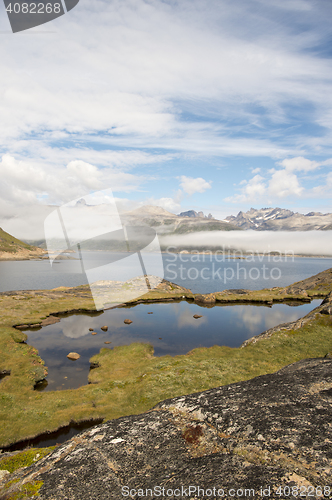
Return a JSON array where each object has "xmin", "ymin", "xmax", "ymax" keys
[
  {"xmin": 0, "ymin": 311, "xmax": 331, "ymax": 447},
  {"xmin": 0, "ymin": 275, "xmax": 331, "ymax": 448},
  {"xmin": 0, "ymin": 228, "xmax": 34, "ymax": 253},
  {"xmin": 2, "ymin": 478, "xmax": 44, "ymax": 499}
]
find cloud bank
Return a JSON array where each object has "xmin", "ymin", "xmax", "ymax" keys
[{"xmin": 162, "ymin": 230, "xmax": 332, "ymax": 256}]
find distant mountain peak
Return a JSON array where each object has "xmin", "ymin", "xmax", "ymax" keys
[
  {"xmin": 178, "ymin": 210, "xmax": 214, "ymax": 219},
  {"xmin": 226, "ymin": 207, "xmax": 332, "ymax": 231}
]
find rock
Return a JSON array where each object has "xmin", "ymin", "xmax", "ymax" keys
[
  {"xmin": 193, "ymin": 314, "xmax": 203, "ymax": 319},
  {"xmin": 0, "ymin": 470, "xmax": 10, "ymax": 483},
  {"xmin": 2, "ymin": 358, "xmax": 331, "ymax": 499},
  {"xmin": 320, "ymin": 292, "xmax": 332, "ymax": 315},
  {"xmin": 66, "ymin": 352, "xmax": 80, "ymax": 360},
  {"xmin": 124, "ymin": 319, "xmax": 132, "ymax": 324},
  {"xmin": 194, "ymin": 294, "xmax": 216, "ymax": 305},
  {"xmin": 89, "ymin": 328, "xmax": 94, "ymax": 331},
  {"xmin": 147, "ymin": 312, "xmax": 153, "ymax": 314},
  {"xmin": 321, "ymin": 305, "xmax": 332, "ymax": 315},
  {"xmin": 91, "ymin": 331, "xmax": 98, "ymax": 335},
  {"xmin": 90, "ymin": 362, "xmax": 100, "ymax": 370},
  {"xmin": 101, "ymin": 326, "xmax": 108, "ymax": 331},
  {"xmin": 226, "ymin": 289, "xmax": 249, "ymax": 295},
  {"xmin": 41, "ymin": 316, "xmax": 60, "ymax": 327},
  {"xmin": 104, "ymin": 341, "xmax": 112, "ymax": 344}
]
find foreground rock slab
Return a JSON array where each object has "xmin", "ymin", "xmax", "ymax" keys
[{"xmin": 1, "ymin": 358, "xmax": 331, "ymax": 499}]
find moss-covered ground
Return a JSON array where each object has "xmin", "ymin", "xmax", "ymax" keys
[
  {"xmin": 0, "ymin": 272, "xmax": 331, "ymax": 449},
  {"xmin": 0, "ymin": 447, "xmax": 56, "ymax": 473}
]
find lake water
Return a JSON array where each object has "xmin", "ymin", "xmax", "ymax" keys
[
  {"xmin": 2, "ymin": 253, "xmax": 327, "ymax": 451},
  {"xmin": 25, "ymin": 299, "xmax": 321, "ymax": 392},
  {"xmin": 0, "ymin": 252, "xmax": 331, "ymax": 294}
]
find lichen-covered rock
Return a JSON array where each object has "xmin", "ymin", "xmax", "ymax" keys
[
  {"xmin": 1, "ymin": 358, "xmax": 331, "ymax": 500},
  {"xmin": 0, "ymin": 470, "xmax": 9, "ymax": 483}
]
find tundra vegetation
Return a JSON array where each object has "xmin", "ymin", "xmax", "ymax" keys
[{"xmin": 0, "ymin": 270, "xmax": 331, "ymax": 451}]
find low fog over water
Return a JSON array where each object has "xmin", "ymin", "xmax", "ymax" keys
[{"xmin": 162, "ymin": 230, "xmax": 332, "ymax": 256}]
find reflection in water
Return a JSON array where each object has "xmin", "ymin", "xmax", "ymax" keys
[
  {"xmin": 24, "ymin": 300, "xmax": 321, "ymax": 392},
  {"xmin": 228, "ymin": 305, "xmax": 305, "ymax": 335}
]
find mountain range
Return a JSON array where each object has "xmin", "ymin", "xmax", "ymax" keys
[
  {"xmin": 125, "ymin": 205, "xmax": 332, "ymax": 232},
  {"xmin": 224, "ymin": 207, "xmax": 332, "ymax": 231},
  {"xmin": 123, "ymin": 206, "xmax": 236, "ymax": 234},
  {"xmin": 2, "ymin": 205, "xmax": 332, "ymax": 256}
]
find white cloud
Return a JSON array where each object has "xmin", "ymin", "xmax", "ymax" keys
[
  {"xmin": 279, "ymin": 157, "xmax": 319, "ymax": 172},
  {"xmin": 1, "ymin": 0, "xmax": 332, "ymax": 161},
  {"xmin": 251, "ymin": 167, "xmax": 261, "ymax": 174},
  {"xmin": 0, "ymin": 153, "xmax": 145, "ymax": 207},
  {"xmin": 268, "ymin": 169, "xmax": 303, "ymax": 198},
  {"xmin": 2, "ymin": 0, "xmax": 332, "ymax": 219},
  {"xmin": 66, "ymin": 160, "xmax": 103, "ymax": 190},
  {"xmin": 244, "ymin": 175, "xmax": 267, "ymax": 198},
  {"xmin": 225, "ymin": 156, "xmax": 326, "ymax": 202},
  {"xmin": 179, "ymin": 176, "xmax": 212, "ymax": 196},
  {"xmin": 225, "ymin": 175, "xmax": 266, "ymax": 203}
]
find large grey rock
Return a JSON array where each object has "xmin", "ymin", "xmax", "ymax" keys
[{"xmin": 1, "ymin": 359, "xmax": 332, "ymax": 499}]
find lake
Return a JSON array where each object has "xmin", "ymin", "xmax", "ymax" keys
[
  {"xmin": 0, "ymin": 252, "xmax": 331, "ymax": 294},
  {"xmin": 25, "ymin": 299, "xmax": 321, "ymax": 392},
  {"xmin": 3, "ymin": 252, "xmax": 327, "ymax": 451}
]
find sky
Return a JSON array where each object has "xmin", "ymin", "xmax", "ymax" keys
[{"xmin": 0, "ymin": 0, "xmax": 332, "ymax": 232}]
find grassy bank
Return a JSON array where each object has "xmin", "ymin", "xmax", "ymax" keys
[{"xmin": 0, "ymin": 272, "xmax": 332, "ymax": 448}]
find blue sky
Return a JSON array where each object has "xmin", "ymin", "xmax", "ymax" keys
[{"xmin": 0, "ymin": 0, "xmax": 332, "ymax": 222}]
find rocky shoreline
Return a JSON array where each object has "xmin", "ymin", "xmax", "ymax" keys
[{"xmin": 0, "ymin": 248, "xmax": 46, "ymax": 261}]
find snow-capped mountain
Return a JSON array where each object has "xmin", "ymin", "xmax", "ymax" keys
[{"xmin": 225, "ymin": 207, "xmax": 332, "ymax": 231}]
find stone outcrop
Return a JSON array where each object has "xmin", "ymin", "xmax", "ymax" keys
[
  {"xmin": 285, "ymin": 268, "xmax": 332, "ymax": 295},
  {"xmin": 1, "ymin": 358, "xmax": 331, "ymax": 499}
]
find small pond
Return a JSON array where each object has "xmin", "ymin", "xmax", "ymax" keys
[{"xmin": 24, "ymin": 299, "xmax": 321, "ymax": 392}]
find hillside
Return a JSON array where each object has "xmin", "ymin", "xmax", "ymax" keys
[
  {"xmin": 0, "ymin": 227, "xmax": 46, "ymax": 260},
  {"xmin": 225, "ymin": 207, "xmax": 332, "ymax": 230}
]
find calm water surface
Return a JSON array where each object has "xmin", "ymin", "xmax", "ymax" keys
[
  {"xmin": 25, "ymin": 299, "xmax": 321, "ymax": 392},
  {"xmin": 0, "ymin": 253, "xmax": 331, "ymax": 293}
]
